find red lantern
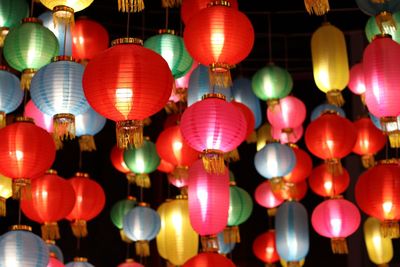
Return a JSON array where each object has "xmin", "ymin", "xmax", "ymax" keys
[
  {"xmin": 183, "ymin": 252, "xmax": 235, "ymax": 267},
  {"xmin": 83, "ymin": 38, "xmax": 173, "ymax": 149},
  {"xmin": 271, "ymin": 125, "xmax": 303, "ymax": 145},
  {"xmin": 254, "ymin": 181, "xmax": 284, "ymax": 216},
  {"xmin": 21, "ymin": 169, "xmax": 76, "ymax": 241},
  {"xmin": 110, "ymin": 144, "xmax": 130, "ymax": 174},
  {"xmin": 352, "ymin": 117, "xmax": 386, "ymax": 168},
  {"xmin": 348, "ymin": 62, "xmax": 366, "ymax": 96},
  {"xmin": 283, "ymin": 145, "xmax": 313, "ymax": 184},
  {"xmin": 308, "ymin": 163, "xmax": 350, "ymax": 198},
  {"xmin": 231, "ymin": 101, "xmax": 255, "ymax": 140},
  {"xmin": 273, "ymin": 180, "xmax": 308, "ymax": 202},
  {"xmin": 66, "ymin": 172, "xmax": 106, "ymax": 238},
  {"xmin": 181, "ymin": 0, "xmax": 239, "ymax": 25},
  {"xmin": 311, "ymin": 198, "xmax": 361, "ymax": 254},
  {"xmin": 117, "ymin": 259, "xmax": 144, "ymax": 267},
  {"xmin": 252, "ymin": 230, "xmax": 280, "ymax": 265},
  {"xmin": 305, "ymin": 113, "xmax": 357, "ymax": 175},
  {"xmin": 157, "ymin": 159, "xmax": 175, "ymax": 174}
]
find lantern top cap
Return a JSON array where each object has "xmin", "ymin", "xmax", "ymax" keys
[
  {"xmin": 207, "ymin": 1, "xmax": 232, "ymax": 8},
  {"xmin": 127, "ymin": 195, "xmax": 137, "ymax": 201},
  {"xmin": 53, "ymin": 5, "xmax": 75, "ymax": 14},
  {"xmin": 0, "ymin": 65, "xmax": 10, "ymax": 72},
  {"xmin": 202, "ymin": 93, "xmax": 226, "ymax": 101},
  {"xmin": 74, "ymin": 257, "xmax": 88, "ymax": 262},
  {"xmin": 49, "ymin": 252, "xmax": 58, "ymax": 258},
  {"xmin": 10, "ymin": 225, "xmax": 32, "ymax": 232},
  {"xmin": 229, "ymin": 181, "xmax": 237, "ymax": 186},
  {"xmin": 371, "ymin": 33, "xmax": 393, "ymax": 41},
  {"xmin": 138, "ymin": 201, "xmax": 150, "ymax": 207},
  {"xmin": 176, "ymin": 194, "xmax": 188, "ymax": 200},
  {"xmin": 46, "ymin": 169, "xmax": 58, "ymax": 175},
  {"xmin": 52, "ymin": 56, "xmax": 78, "ymax": 63},
  {"xmin": 158, "ymin": 29, "xmax": 176, "ymax": 35},
  {"xmin": 14, "ymin": 116, "xmax": 34, "ymax": 124},
  {"xmin": 22, "ymin": 17, "xmax": 43, "ymax": 25},
  {"xmin": 112, "ymin": 38, "xmax": 143, "ymax": 46},
  {"xmin": 125, "ymin": 259, "xmax": 135, "ymax": 263},
  {"xmin": 75, "ymin": 172, "xmax": 90, "ymax": 178},
  {"xmin": 45, "ymin": 240, "xmax": 56, "ymax": 244}
]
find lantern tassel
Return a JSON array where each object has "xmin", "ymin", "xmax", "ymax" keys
[
  {"xmin": 380, "ymin": 220, "xmax": 400, "ymax": 238},
  {"xmin": 267, "ymin": 208, "xmax": 277, "ymax": 217},
  {"xmin": 331, "ymin": 238, "xmax": 348, "ymax": 254},
  {"xmin": 135, "ymin": 173, "xmax": 151, "ymax": 188},
  {"xmin": 79, "ymin": 135, "xmax": 97, "ymax": 152},
  {"xmin": 201, "ymin": 235, "xmax": 219, "ymax": 252},
  {"xmin": 12, "ymin": 178, "xmax": 31, "ymax": 200},
  {"xmin": 269, "ymin": 177, "xmax": 284, "ymax": 194},
  {"xmin": 287, "ymin": 261, "xmax": 301, "ymax": 267},
  {"xmin": 326, "ymin": 90, "xmax": 345, "ymax": 107},
  {"xmin": 325, "ymin": 158, "xmax": 343, "ymax": 176},
  {"xmin": 0, "ymin": 111, "xmax": 6, "ymax": 128},
  {"xmin": 126, "ymin": 172, "xmax": 136, "ymax": 184},
  {"xmin": 304, "ymin": 0, "xmax": 330, "ymax": 16},
  {"xmin": 53, "ymin": 113, "xmax": 75, "ymax": 141},
  {"xmin": 209, "ymin": 63, "xmax": 232, "ymax": 88},
  {"xmin": 223, "ymin": 226, "xmax": 240, "ymax": 243},
  {"xmin": 21, "ymin": 69, "xmax": 36, "ymax": 90},
  {"xmin": 361, "ymin": 154, "xmax": 375, "ymax": 169},
  {"xmin": 202, "ymin": 150, "xmax": 226, "ymax": 175},
  {"xmin": 116, "ymin": 120, "xmax": 143, "ymax": 149},
  {"xmin": 246, "ymin": 130, "xmax": 257, "ymax": 144},
  {"xmin": 376, "ymin": 11, "xmax": 397, "ymax": 34},
  {"xmin": 135, "ymin": 240, "xmax": 150, "ymax": 257},
  {"xmin": 41, "ymin": 222, "xmax": 60, "ymax": 241},
  {"xmin": 120, "ymin": 229, "xmax": 133, "ymax": 243},
  {"xmin": 118, "ymin": 0, "xmax": 145, "ymax": 13},
  {"xmin": 71, "ymin": 219, "xmax": 88, "ymax": 238},
  {"xmin": 360, "ymin": 93, "xmax": 366, "ymax": 106},
  {"xmin": 52, "ymin": 6, "xmax": 75, "ymax": 28},
  {"xmin": 380, "ymin": 117, "xmax": 400, "ymax": 148},
  {"xmin": 0, "ymin": 197, "xmax": 6, "ymax": 217},
  {"xmin": 162, "ymin": 0, "xmax": 182, "ymax": 8},
  {"xmin": 0, "ymin": 27, "xmax": 8, "ymax": 47},
  {"xmin": 52, "ymin": 132, "xmax": 64, "ymax": 150},
  {"xmin": 266, "ymin": 99, "xmax": 280, "ymax": 113},
  {"xmin": 224, "ymin": 148, "xmax": 240, "ymax": 162}
]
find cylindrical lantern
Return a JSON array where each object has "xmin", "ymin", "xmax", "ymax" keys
[
  {"xmin": 75, "ymin": 107, "xmax": 107, "ymax": 152},
  {"xmin": 284, "ymin": 145, "xmax": 313, "ymax": 184},
  {"xmin": 309, "ymin": 163, "xmax": 350, "ymax": 198},
  {"xmin": 363, "ymin": 217, "xmax": 393, "ymax": 266},
  {"xmin": 0, "ymin": 0, "xmax": 29, "ymax": 46},
  {"xmin": 311, "ymin": 22, "xmax": 349, "ymax": 106},
  {"xmin": 110, "ymin": 196, "xmax": 137, "ymax": 242},
  {"xmin": 252, "ymin": 230, "xmax": 280, "ymax": 266},
  {"xmin": 0, "ymin": 175, "xmax": 12, "ymax": 216},
  {"xmin": 117, "ymin": 259, "xmax": 144, "ymax": 267},
  {"xmin": 254, "ymin": 180, "xmax": 284, "ymax": 216},
  {"xmin": 310, "ymin": 103, "xmax": 346, "ymax": 121},
  {"xmin": 65, "ymin": 257, "xmax": 94, "ymax": 267},
  {"xmin": 182, "ymin": 252, "xmax": 235, "ymax": 267}
]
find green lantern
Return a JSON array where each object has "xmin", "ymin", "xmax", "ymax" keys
[
  {"xmin": 3, "ymin": 17, "xmax": 59, "ymax": 90},
  {"xmin": 365, "ymin": 12, "xmax": 400, "ymax": 44},
  {"xmin": 144, "ymin": 29, "xmax": 193, "ymax": 79},
  {"xmin": 110, "ymin": 196, "xmax": 137, "ymax": 242},
  {"xmin": 0, "ymin": 0, "xmax": 29, "ymax": 47},
  {"xmin": 251, "ymin": 63, "xmax": 293, "ymax": 108},
  {"xmin": 123, "ymin": 138, "xmax": 161, "ymax": 188}
]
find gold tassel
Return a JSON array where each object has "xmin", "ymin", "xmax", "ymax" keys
[
  {"xmin": 246, "ymin": 130, "xmax": 257, "ymax": 144},
  {"xmin": 257, "ymin": 123, "xmax": 274, "ymax": 151},
  {"xmin": 325, "ymin": 158, "xmax": 343, "ymax": 176},
  {"xmin": 223, "ymin": 226, "xmax": 240, "ymax": 243},
  {"xmin": 209, "ymin": 63, "xmax": 232, "ymax": 88},
  {"xmin": 267, "ymin": 208, "xmax": 277, "ymax": 217},
  {"xmin": 331, "ymin": 238, "xmax": 348, "ymax": 254},
  {"xmin": 202, "ymin": 150, "xmax": 226, "ymax": 175},
  {"xmin": 135, "ymin": 240, "xmax": 150, "ymax": 257},
  {"xmin": 162, "ymin": 0, "xmax": 182, "ymax": 8},
  {"xmin": 120, "ymin": 229, "xmax": 133, "ymax": 243},
  {"xmin": 376, "ymin": 11, "xmax": 397, "ymax": 34},
  {"xmin": 79, "ymin": 135, "xmax": 96, "ymax": 152},
  {"xmin": 380, "ymin": 117, "xmax": 400, "ymax": 148},
  {"xmin": 12, "ymin": 178, "xmax": 31, "ymax": 200},
  {"xmin": 21, "ymin": 69, "xmax": 36, "ymax": 90},
  {"xmin": 360, "ymin": 93, "xmax": 366, "ymax": 106},
  {"xmin": 0, "ymin": 27, "xmax": 9, "ymax": 47},
  {"xmin": 304, "ymin": 0, "xmax": 330, "ymax": 16},
  {"xmin": 71, "ymin": 219, "xmax": 88, "ymax": 238},
  {"xmin": 287, "ymin": 261, "xmax": 301, "ymax": 267},
  {"xmin": 52, "ymin": 6, "xmax": 75, "ymax": 28},
  {"xmin": 361, "ymin": 154, "xmax": 375, "ymax": 169},
  {"xmin": 326, "ymin": 90, "xmax": 345, "ymax": 107},
  {"xmin": 0, "ymin": 197, "xmax": 6, "ymax": 217},
  {"xmin": 52, "ymin": 132, "xmax": 63, "ymax": 150},
  {"xmin": 269, "ymin": 177, "xmax": 284, "ymax": 194},
  {"xmin": 53, "ymin": 113, "xmax": 75, "ymax": 141},
  {"xmin": 118, "ymin": 0, "xmax": 145, "ymax": 12},
  {"xmin": 41, "ymin": 222, "xmax": 60, "ymax": 241},
  {"xmin": 126, "ymin": 172, "xmax": 136, "ymax": 184},
  {"xmin": 135, "ymin": 173, "xmax": 151, "ymax": 188},
  {"xmin": 223, "ymin": 148, "xmax": 240, "ymax": 162},
  {"xmin": 0, "ymin": 111, "xmax": 6, "ymax": 128},
  {"xmin": 380, "ymin": 220, "xmax": 400, "ymax": 238},
  {"xmin": 116, "ymin": 120, "xmax": 143, "ymax": 149},
  {"xmin": 200, "ymin": 235, "xmax": 219, "ymax": 252}
]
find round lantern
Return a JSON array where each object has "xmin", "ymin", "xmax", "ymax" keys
[
  {"xmin": 3, "ymin": 17, "xmax": 59, "ymax": 90},
  {"xmin": 180, "ymin": 94, "xmax": 246, "ymax": 174},
  {"xmin": 275, "ymin": 201, "xmax": 309, "ymax": 266},
  {"xmin": 310, "ymin": 103, "xmax": 346, "ymax": 121},
  {"xmin": 254, "ymin": 180, "xmax": 284, "ymax": 216},
  {"xmin": 283, "ymin": 145, "xmax": 313, "ymax": 184},
  {"xmin": 356, "ymin": 0, "xmax": 400, "ymax": 33},
  {"xmin": 21, "ymin": 169, "xmax": 76, "ymax": 241},
  {"xmin": 363, "ymin": 217, "xmax": 394, "ymax": 266},
  {"xmin": 231, "ymin": 101, "xmax": 256, "ymax": 141},
  {"xmin": 110, "ymin": 196, "xmax": 137, "ymax": 242},
  {"xmin": 274, "ymin": 180, "xmax": 308, "ymax": 202},
  {"xmin": 348, "ymin": 62, "xmax": 366, "ymax": 99},
  {"xmin": 46, "ymin": 240, "xmax": 64, "ymax": 263},
  {"xmin": 71, "ymin": 17, "xmax": 109, "ymax": 63},
  {"xmin": 0, "ymin": 174, "xmax": 12, "ymax": 216},
  {"xmin": 65, "ymin": 257, "xmax": 94, "ymax": 267},
  {"xmin": 311, "ymin": 198, "xmax": 361, "ymax": 254},
  {"xmin": 75, "ymin": 107, "xmax": 107, "ymax": 152},
  {"xmin": 180, "ymin": 0, "xmax": 238, "ymax": 25},
  {"xmin": 252, "ymin": 230, "xmax": 280, "ymax": 265},
  {"xmin": 304, "ymin": 0, "xmax": 330, "ymax": 15},
  {"xmin": 309, "ymin": 163, "xmax": 350, "ymax": 198},
  {"xmin": 0, "ymin": 0, "xmax": 29, "ymax": 46},
  {"xmin": 117, "ymin": 259, "xmax": 144, "ymax": 267},
  {"xmin": 110, "ymin": 144, "xmax": 131, "ymax": 174},
  {"xmin": 159, "ymin": 159, "xmax": 176, "ymax": 175},
  {"xmin": 82, "ymin": 38, "xmax": 173, "ymax": 149},
  {"xmin": 217, "ymin": 231, "xmax": 235, "ymax": 255},
  {"xmin": 182, "ymin": 252, "xmax": 235, "ymax": 267},
  {"xmin": 311, "ymin": 22, "xmax": 349, "ymax": 106},
  {"xmin": 66, "ymin": 172, "xmax": 106, "ymax": 238},
  {"xmin": 123, "ymin": 138, "xmax": 160, "ymax": 188},
  {"xmin": 0, "ymin": 65, "xmax": 24, "ymax": 127},
  {"xmin": 0, "ymin": 225, "xmax": 49, "ymax": 267},
  {"xmin": 48, "ymin": 256, "xmax": 64, "ymax": 267},
  {"xmin": 271, "ymin": 125, "xmax": 303, "ymax": 145},
  {"xmin": 365, "ymin": 11, "xmax": 400, "ymax": 43},
  {"xmin": 123, "ymin": 203, "xmax": 161, "ymax": 257},
  {"xmin": 305, "ymin": 113, "xmax": 357, "ymax": 176},
  {"xmin": 0, "ymin": 117, "xmax": 56, "ymax": 199},
  {"xmin": 183, "ymin": 2, "xmax": 254, "ymax": 88}
]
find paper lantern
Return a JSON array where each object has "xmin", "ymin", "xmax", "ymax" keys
[
  {"xmin": 117, "ymin": 259, "xmax": 144, "ymax": 267},
  {"xmin": 46, "ymin": 240, "xmax": 64, "ymax": 263},
  {"xmin": 48, "ymin": 256, "xmax": 64, "ymax": 267},
  {"xmin": 110, "ymin": 196, "xmax": 137, "ymax": 242},
  {"xmin": 180, "ymin": 0, "xmax": 238, "ymax": 25},
  {"xmin": 231, "ymin": 101, "xmax": 255, "ymax": 140},
  {"xmin": 311, "ymin": 22, "xmax": 349, "ymax": 106},
  {"xmin": 254, "ymin": 180, "xmax": 284, "ymax": 216},
  {"xmin": 75, "ymin": 107, "xmax": 107, "ymax": 152},
  {"xmin": 252, "ymin": 230, "xmax": 280, "ymax": 265},
  {"xmin": 274, "ymin": 180, "xmax": 308, "ymax": 202},
  {"xmin": 310, "ymin": 103, "xmax": 346, "ymax": 121},
  {"xmin": 110, "ymin": 145, "xmax": 131, "ymax": 174},
  {"xmin": 65, "ymin": 257, "xmax": 94, "ymax": 267},
  {"xmin": 304, "ymin": 0, "xmax": 330, "ymax": 15},
  {"xmin": 271, "ymin": 125, "xmax": 303, "ymax": 145},
  {"xmin": 308, "ymin": 163, "xmax": 350, "ymax": 198},
  {"xmin": 217, "ymin": 231, "xmax": 235, "ymax": 255},
  {"xmin": 66, "ymin": 172, "xmax": 106, "ymax": 238},
  {"xmin": 311, "ymin": 198, "xmax": 361, "ymax": 254},
  {"xmin": 82, "ymin": 38, "xmax": 173, "ymax": 149},
  {"xmin": 0, "ymin": 0, "xmax": 29, "ymax": 46},
  {"xmin": 348, "ymin": 62, "xmax": 366, "ymax": 98},
  {"xmin": 282, "ymin": 145, "xmax": 312, "ymax": 184},
  {"xmin": 182, "ymin": 252, "xmax": 235, "ymax": 267},
  {"xmin": 24, "ymin": 100, "xmax": 53, "ymax": 133},
  {"xmin": 363, "ymin": 217, "xmax": 393, "ymax": 266},
  {"xmin": 159, "ymin": 160, "xmax": 176, "ymax": 175},
  {"xmin": 365, "ymin": 11, "xmax": 400, "ymax": 43},
  {"xmin": 0, "ymin": 175, "xmax": 11, "ymax": 217},
  {"xmin": 175, "ymin": 61, "xmax": 198, "ymax": 92},
  {"xmin": 156, "ymin": 200, "xmax": 170, "ymax": 260}
]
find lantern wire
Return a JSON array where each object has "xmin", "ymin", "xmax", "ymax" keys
[
  {"xmin": 267, "ymin": 13, "xmax": 273, "ymax": 64},
  {"xmin": 17, "ymin": 199, "xmax": 22, "ymax": 225},
  {"xmin": 76, "ymin": 236, "xmax": 81, "ymax": 256},
  {"xmin": 30, "ymin": 0, "xmax": 34, "ymax": 17},
  {"xmin": 165, "ymin": 7, "xmax": 169, "ymax": 29},
  {"xmin": 126, "ymin": 11, "xmax": 131, "ymax": 37}
]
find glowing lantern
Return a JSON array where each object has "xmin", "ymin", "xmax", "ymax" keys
[
  {"xmin": 308, "ymin": 163, "xmax": 350, "ymax": 198},
  {"xmin": 217, "ymin": 231, "xmax": 235, "ymax": 255},
  {"xmin": 311, "ymin": 198, "xmax": 361, "ymax": 254},
  {"xmin": 66, "ymin": 172, "xmax": 106, "ymax": 238},
  {"xmin": 365, "ymin": 11, "xmax": 400, "ymax": 43},
  {"xmin": 231, "ymin": 101, "xmax": 255, "ymax": 141},
  {"xmin": 310, "ymin": 103, "xmax": 346, "ymax": 121},
  {"xmin": 159, "ymin": 160, "xmax": 176, "ymax": 176},
  {"xmin": 0, "ymin": 175, "xmax": 12, "ymax": 216},
  {"xmin": 311, "ymin": 22, "xmax": 349, "ymax": 106},
  {"xmin": 363, "ymin": 217, "xmax": 393, "ymax": 266},
  {"xmin": 182, "ymin": 252, "xmax": 235, "ymax": 267},
  {"xmin": 110, "ymin": 145, "xmax": 130, "ymax": 174},
  {"xmin": 24, "ymin": 100, "xmax": 53, "ymax": 133},
  {"xmin": 304, "ymin": 0, "xmax": 330, "ymax": 15},
  {"xmin": 48, "ymin": 255, "xmax": 64, "ymax": 267},
  {"xmin": 75, "ymin": 107, "xmax": 107, "ymax": 152},
  {"xmin": 156, "ymin": 200, "xmax": 170, "ymax": 260},
  {"xmin": 117, "ymin": 259, "xmax": 144, "ymax": 267},
  {"xmin": 348, "ymin": 62, "xmax": 366, "ymax": 101},
  {"xmin": 65, "ymin": 257, "xmax": 94, "ymax": 267},
  {"xmin": 283, "ymin": 145, "xmax": 313, "ymax": 184},
  {"xmin": 180, "ymin": 0, "xmax": 238, "ymax": 25},
  {"xmin": 110, "ymin": 196, "xmax": 137, "ymax": 242},
  {"xmin": 46, "ymin": 240, "xmax": 64, "ymax": 263},
  {"xmin": 271, "ymin": 125, "xmax": 303, "ymax": 145},
  {"xmin": 0, "ymin": 0, "xmax": 29, "ymax": 46},
  {"xmin": 252, "ymin": 230, "xmax": 280, "ymax": 266},
  {"xmin": 82, "ymin": 38, "xmax": 173, "ymax": 149},
  {"xmin": 254, "ymin": 180, "xmax": 284, "ymax": 216}
]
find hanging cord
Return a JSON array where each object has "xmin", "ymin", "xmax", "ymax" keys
[
  {"xmin": 126, "ymin": 11, "xmax": 131, "ymax": 37},
  {"xmin": 30, "ymin": 0, "xmax": 34, "ymax": 17},
  {"xmin": 126, "ymin": 242, "xmax": 131, "ymax": 260},
  {"xmin": 267, "ymin": 12, "xmax": 273, "ymax": 64},
  {"xmin": 62, "ymin": 20, "xmax": 69, "ymax": 56},
  {"xmin": 139, "ymin": 186, "xmax": 143, "ymax": 202},
  {"xmin": 76, "ymin": 236, "xmax": 81, "ymax": 257},
  {"xmin": 18, "ymin": 198, "xmax": 22, "ymax": 225},
  {"xmin": 141, "ymin": 9, "xmax": 145, "ymax": 40},
  {"xmin": 165, "ymin": 7, "xmax": 169, "ymax": 29}
]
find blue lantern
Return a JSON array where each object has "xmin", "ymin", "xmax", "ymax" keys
[
  {"xmin": 0, "ymin": 66, "xmax": 24, "ymax": 127},
  {"xmin": 46, "ymin": 240, "xmax": 64, "ymax": 263},
  {"xmin": 310, "ymin": 103, "xmax": 346, "ymax": 121},
  {"xmin": 65, "ymin": 257, "xmax": 94, "ymax": 267},
  {"xmin": 217, "ymin": 231, "xmax": 235, "ymax": 255},
  {"xmin": 232, "ymin": 77, "xmax": 263, "ymax": 128},
  {"xmin": 122, "ymin": 203, "xmax": 161, "ymax": 257},
  {"xmin": 75, "ymin": 106, "xmax": 107, "ymax": 152},
  {"xmin": 275, "ymin": 201, "xmax": 309, "ymax": 265}
]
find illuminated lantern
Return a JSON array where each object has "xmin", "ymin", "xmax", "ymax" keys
[
  {"xmin": 310, "ymin": 103, "xmax": 346, "ymax": 121},
  {"xmin": 311, "ymin": 22, "xmax": 349, "ymax": 106},
  {"xmin": 274, "ymin": 180, "xmax": 308, "ymax": 202},
  {"xmin": 252, "ymin": 230, "xmax": 280, "ymax": 266},
  {"xmin": 0, "ymin": 65, "xmax": 24, "ymax": 127},
  {"xmin": 363, "ymin": 217, "xmax": 393, "ymax": 266},
  {"xmin": 110, "ymin": 145, "xmax": 130, "ymax": 174},
  {"xmin": 0, "ymin": 117, "xmax": 56, "ymax": 199},
  {"xmin": 75, "ymin": 107, "xmax": 107, "ymax": 152},
  {"xmin": 0, "ymin": 175, "xmax": 12, "ymax": 216},
  {"xmin": 348, "ymin": 62, "xmax": 366, "ymax": 101},
  {"xmin": 65, "ymin": 257, "xmax": 94, "ymax": 267},
  {"xmin": 217, "ymin": 231, "xmax": 235, "ymax": 255},
  {"xmin": 71, "ymin": 18, "xmax": 109, "ymax": 63},
  {"xmin": 283, "ymin": 145, "xmax": 313, "ymax": 184},
  {"xmin": 231, "ymin": 101, "xmax": 255, "ymax": 141},
  {"xmin": 363, "ymin": 35, "xmax": 400, "ymax": 148},
  {"xmin": 110, "ymin": 196, "xmax": 137, "ymax": 242},
  {"xmin": 183, "ymin": 2, "xmax": 254, "ymax": 88},
  {"xmin": 156, "ymin": 200, "xmax": 170, "ymax": 260},
  {"xmin": 311, "ymin": 198, "xmax": 361, "ymax": 254},
  {"xmin": 271, "ymin": 125, "xmax": 303, "ymax": 145},
  {"xmin": 365, "ymin": 11, "xmax": 400, "ymax": 43},
  {"xmin": 48, "ymin": 255, "xmax": 64, "ymax": 267},
  {"xmin": 175, "ymin": 61, "xmax": 198, "ymax": 93},
  {"xmin": 254, "ymin": 180, "xmax": 284, "ymax": 216},
  {"xmin": 24, "ymin": 100, "xmax": 53, "ymax": 133},
  {"xmin": 0, "ymin": 225, "xmax": 49, "ymax": 267},
  {"xmin": 304, "ymin": 0, "xmax": 330, "ymax": 15},
  {"xmin": 355, "ymin": 160, "xmax": 400, "ymax": 238},
  {"xmin": 46, "ymin": 240, "xmax": 64, "ymax": 263},
  {"xmin": 0, "ymin": 0, "xmax": 29, "ymax": 46},
  {"xmin": 180, "ymin": 94, "xmax": 246, "ymax": 174},
  {"xmin": 123, "ymin": 138, "xmax": 160, "ymax": 188},
  {"xmin": 275, "ymin": 201, "xmax": 309, "ymax": 266},
  {"xmin": 305, "ymin": 113, "xmax": 357, "ymax": 175},
  {"xmin": 309, "ymin": 163, "xmax": 350, "ymax": 198},
  {"xmin": 352, "ymin": 117, "xmax": 386, "ymax": 168},
  {"xmin": 123, "ymin": 203, "xmax": 161, "ymax": 257},
  {"xmin": 159, "ymin": 160, "xmax": 176, "ymax": 175},
  {"xmin": 21, "ymin": 169, "xmax": 76, "ymax": 241},
  {"xmin": 180, "ymin": 0, "xmax": 238, "ymax": 25},
  {"xmin": 66, "ymin": 172, "xmax": 106, "ymax": 238},
  {"xmin": 182, "ymin": 252, "xmax": 235, "ymax": 267},
  {"xmin": 82, "ymin": 38, "xmax": 173, "ymax": 149},
  {"xmin": 117, "ymin": 259, "xmax": 144, "ymax": 267},
  {"xmin": 3, "ymin": 17, "xmax": 59, "ymax": 90}
]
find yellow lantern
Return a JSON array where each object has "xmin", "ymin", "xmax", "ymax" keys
[
  {"xmin": 0, "ymin": 175, "xmax": 12, "ymax": 216},
  {"xmin": 280, "ymin": 258, "xmax": 305, "ymax": 267},
  {"xmin": 363, "ymin": 217, "xmax": 393, "ymax": 266},
  {"xmin": 311, "ymin": 22, "xmax": 349, "ymax": 107},
  {"xmin": 156, "ymin": 200, "xmax": 170, "ymax": 260},
  {"xmin": 256, "ymin": 122, "xmax": 274, "ymax": 151},
  {"xmin": 39, "ymin": 0, "xmax": 94, "ymax": 26}
]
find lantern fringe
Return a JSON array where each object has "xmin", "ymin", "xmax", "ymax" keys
[
  {"xmin": 267, "ymin": 207, "xmax": 277, "ymax": 217},
  {"xmin": 224, "ymin": 148, "xmax": 240, "ymax": 162},
  {"xmin": 325, "ymin": 158, "xmax": 343, "ymax": 176},
  {"xmin": 116, "ymin": 120, "xmax": 143, "ymax": 149},
  {"xmin": 360, "ymin": 93, "xmax": 366, "ymax": 106},
  {"xmin": 12, "ymin": 178, "xmax": 31, "ymax": 200},
  {"xmin": 0, "ymin": 197, "xmax": 6, "ymax": 217},
  {"xmin": 202, "ymin": 150, "xmax": 226, "ymax": 175},
  {"xmin": 0, "ymin": 112, "xmax": 6, "ymax": 128},
  {"xmin": 387, "ymin": 132, "xmax": 400, "ymax": 148},
  {"xmin": 223, "ymin": 226, "xmax": 240, "ymax": 243},
  {"xmin": 380, "ymin": 117, "xmax": 400, "ymax": 148},
  {"xmin": 361, "ymin": 154, "xmax": 375, "ymax": 169},
  {"xmin": 380, "ymin": 220, "xmax": 400, "ymax": 238},
  {"xmin": 201, "ymin": 235, "xmax": 219, "ymax": 252},
  {"xmin": 118, "ymin": 0, "xmax": 145, "ymax": 12},
  {"xmin": 52, "ymin": 132, "xmax": 64, "ymax": 150},
  {"xmin": 267, "ymin": 99, "xmax": 280, "ymax": 113},
  {"xmin": 126, "ymin": 172, "xmax": 136, "ymax": 184},
  {"xmin": 79, "ymin": 135, "xmax": 97, "ymax": 152},
  {"xmin": 53, "ymin": 113, "xmax": 76, "ymax": 141},
  {"xmin": 0, "ymin": 27, "xmax": 8, "ymax": 47},
  {"xmin": 326, "ymin": 90, "xmax": 345, "ymax": 107},
  {"xmin": 120, "ymin": 229, "xmax": 133, "ymax": 243},
  {"xmin": 246, "ymin": 130, "xmax": 257, "ymax": 144},
  {"xmin": 71, "ymin": 219, "xmax": 88, "ymax": 238},
  {"xmin": 331, "ymin": 238, "xmax": 348, "ymax": 254},
  {"xmin": 41, "ymin": 222, "xmax": 60, "ymax": 241},
  {"xmin": 21, "ymin": 69, "xmax": 36, "ymax": 90},
  {"xmin": 269, "ymin": 177, "xmax": 284, "ymax": 193},
  {"xmin": 287, "ymin": 261, "xmax": 301, "ymax": 267},
  {"xmin": 52, "ymin": 6, "xmax": 75, "ymax": 28},
  {"xmin": 209, "ymin": 64, "xmax": 232, "ymax": 88},
  {"xmin": 304, "ymin": 0, "xmax": 330, "ymax": 16},
  {"xmin": 135, "ymin": 240, "xmax": 150, "ymax": 257},
  {"xmin": 162, "ymin": 0, "xmax": 181, "ymax": 8},
  {"xmin": 376, "ymin": 11, "xmax": 397, "ymax": 34},
  {"xmin": 135, "ymin": 173, "xmax": 151, "ymax": 188},
  {"xmin": 180, "ymin": 186, "xmax": 188, "ymax": 196}
]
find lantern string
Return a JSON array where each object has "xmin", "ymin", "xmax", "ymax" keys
[
  {"xmin": 18, "ymin": 199, "xmax": 22, "ymax": 225},
  {"xmin": 141, "ymin": 10, "xmax": 145, "ymax": 40},
  {"xmin": 126, "ymin": 11, "xmax": 131, "ymax": 37},
  {"xmin": 267, "ymin": 12, "xmax": 273, "ymax": 64},
  {"xmin": 125, "ymin": 242, "xmax": 131, "ymax": 259},
  {"xmin": 139, "ymin": 186, "xmax": 143, "ymax": 202},
  {"xmin": 76, "ymin": 236, "xmax": 81, "ymax": 256},
  {"xmin": 63, "ymin": 21, "xmax": 68, "ymax": 56},
  {"xmin": 165, "ymin": 7, "xmax": 169, "ymax": 29},
  {"xmin": 78, "ymin": 149, "xmax": 83, "ymax": 171},
  {"xmin": 30, "ymin": 0, "xmax": 34, "ymax": 17}
]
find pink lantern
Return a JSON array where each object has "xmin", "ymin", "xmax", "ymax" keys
[
  {"xmin": 24, "ymin": 100, "xmax": 53, "ymax": 133},
  {"xmin": 47, "ymin": 256, "xmax": 64, "ymax": 267},
  {"xmin": 271, "ymin": 125, "xmax": 303, "ymax": 144},
  {"xmin": 311, "ymin": 198, "xmax": 361, "ymax": 254},
  {"xmin": 254, "ymin": 180, "xmax": 284, "ymax": 216},
  {"xmin": 348, "ymin": 62, "xmax": 366, "ymax": 96}
]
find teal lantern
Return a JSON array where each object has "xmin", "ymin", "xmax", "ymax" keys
[
  {"xmin": 110, "ymin": 196, "xmax": 137, "ymax": 242},
  {"xmin": 123, "ymin": 138, "xmax": 160, "ymax": 188},
  {"xmin": 75, "ymin": 107, "xmax": 107, "ymax": 152},
  {"xmin": 0, "ymin": 0, "xmax": 29, "ymax": 47},
  {"xmin": 144, "ymin": 29, "xmax": 193, "ymax": 79},
  {"xmin": 3, "ymin": 17, "xmax": 59, "ymax": 90},
  {"xmin": 365, "ymin": 12, "xmax": 400, "ymax": 43}
]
